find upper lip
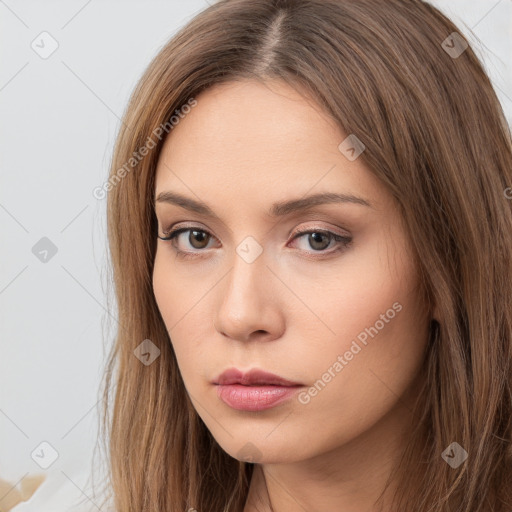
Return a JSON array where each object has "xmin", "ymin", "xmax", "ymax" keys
[{"xmin": 213, "ymin": 368, "xmax": 302, "ymax": 386}]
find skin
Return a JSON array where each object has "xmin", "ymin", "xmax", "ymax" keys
[{"xmin": 152, "ymin": 79, "xmax": 432, "ymax": 511}]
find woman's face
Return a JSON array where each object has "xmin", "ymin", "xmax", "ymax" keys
[{"xmin": 153, "ymin": 79, "xmax": 430, "ymax": 464}]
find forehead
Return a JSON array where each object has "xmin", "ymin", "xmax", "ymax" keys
[
  {"xmin": 156, "ymin": 79, "xmax": 339, "ymax": 171},
  {"xmin": 154, "ymin": 79, "xmax": 387, "ymax": 215}
]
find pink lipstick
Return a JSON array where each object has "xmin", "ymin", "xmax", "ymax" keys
[{"xmin": 213, "ymin": 368, "xmax": 303, "ymax": 411}]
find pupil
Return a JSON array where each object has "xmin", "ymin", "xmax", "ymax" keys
[
  {"xmin": 191, "ymin": 230, "xmax": 208, "ymax": 248},
  {"xmin": 310, "ymin": 232, "xmax": 328, "ymax": 250}
]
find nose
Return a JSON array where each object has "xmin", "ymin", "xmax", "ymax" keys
[{"xmin": 213, "ymin": 248, "xmax": 285, "ymax": 343}]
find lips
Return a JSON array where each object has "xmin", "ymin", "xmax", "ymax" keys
[
  {"xmin": 213, "ymin": 368, "xmax": 303, "ymax": 411},
  {"xmin": 213, "ymin": 367, "xmax": 302, "ymax": 387}
]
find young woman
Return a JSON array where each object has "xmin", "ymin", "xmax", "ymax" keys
[{"xmin": 97, "ymin": 0, "xmax": 512, "ymax": 510}]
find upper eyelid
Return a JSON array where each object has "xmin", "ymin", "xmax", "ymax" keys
[
  {"xmin": 158, "ymin": 218, "xmax": 350, "ymax": 231},
  {"xmin": 156, "ymin": 211, "xmax": 354, "ymax": 231}
]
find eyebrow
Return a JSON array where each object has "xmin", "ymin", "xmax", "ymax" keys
[{"xmin": 155, "ymin": 191, "xmax": 373, "ymax": 218}]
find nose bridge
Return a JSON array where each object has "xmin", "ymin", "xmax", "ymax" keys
[
  {"xmin": 224, "ymin": 241, "xmax": 267, "ymax": 313},
  {"xmin": 215, "ymin": 240, "xmax": 280, "ymax": 340}
]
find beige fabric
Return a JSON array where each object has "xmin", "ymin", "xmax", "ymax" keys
[{"xmin": 0, "ymin": 474, "xmax": 46, "ymax": 512}]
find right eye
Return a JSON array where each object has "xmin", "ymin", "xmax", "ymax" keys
[{"xmin": 158, "ymin": 226, "xmax": 219, "ymax": 258}]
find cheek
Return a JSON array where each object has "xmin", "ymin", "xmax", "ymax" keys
[
  {"xmin": 294, "ymin": 227, "xmax": 422, "ymax": 363},
  {"xmin": 152, "ymin": 252, "xmax": 175, "ymax": 326},
  {"xmin": 152, "ymin": 250, "xmax": 213, "ymax": 378},
  {"xmin": 293, "ymin": 245, "xmax": 429, "ymax": 439},
  {"xmin": 152, "ymin": 252, "xmax": 190, "ymax": 361},
  {"xmin": 291, "ymin": 232, "xmax": 419, "ymax": 355}
]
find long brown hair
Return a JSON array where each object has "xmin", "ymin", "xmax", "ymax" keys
[{"xmin": 94, "ymin": 0, "xmax": 512, "ymax": 510}]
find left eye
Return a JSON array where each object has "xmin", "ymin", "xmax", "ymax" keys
[
  {"xmin": 292, "ymin": 230, "xmax": 352, "ymax": 252},
  {"xmin": 158, "ymin": 227, "xmax": 352, "ymax": 258}
]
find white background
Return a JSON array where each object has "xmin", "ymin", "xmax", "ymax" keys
[{"xmin": 1, "ymin": 1, "xmax": 511, "ymax": 511}]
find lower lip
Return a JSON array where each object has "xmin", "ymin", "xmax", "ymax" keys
[{"xmin": 216, "ymin": 384, "xmax": 301, "ymax": 411}]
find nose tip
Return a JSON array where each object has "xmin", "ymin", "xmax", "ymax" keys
[{"xmin": 212, "ymin": 259, "xmax": 285, "ymax": 343}]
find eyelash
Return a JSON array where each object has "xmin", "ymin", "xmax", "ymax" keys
[{"xmin": 157, "ymin": 225, "xmax": 352, "ymax": 260}]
